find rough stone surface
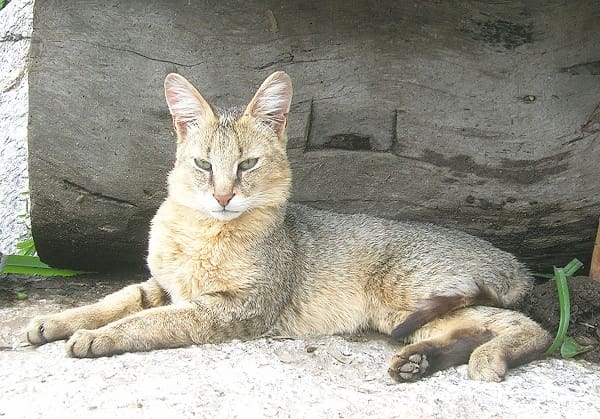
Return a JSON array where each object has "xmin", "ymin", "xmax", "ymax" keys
[
  {"xmin": 27, "ymin": 0, "xmax": 600, "ymax": 272},
  {"xmin": 1, "ymin": 274, "xmax": 600, "ymax": 418},
  {"xmin": 0, "ymin": 0, "xmax": 34, "ymax": 255}
]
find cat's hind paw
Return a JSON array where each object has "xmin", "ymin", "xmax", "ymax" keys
[
  {"xmin": 467, "ymin": 346, "xmax": 506, "ymax": 382},
  {"xmin": 388, "ymin": 353, "xmax": 430, "ymax": 382}
]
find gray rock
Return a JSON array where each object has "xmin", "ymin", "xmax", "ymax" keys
[
  {"xmin": 0, "ymin": 0, "xmax": 33, "ymax": 255},
  {"xmin": 28, "ymin": 0, "xmax": 600, "ymax": 271}
]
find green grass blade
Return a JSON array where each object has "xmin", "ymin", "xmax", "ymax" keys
[
  {"xmin": 0, "ymin": 255, "xmax": 91, "ymax": 277},
  {"xmin": 4, "ymin": 254, "xmax": 49, "ymax": 268},
  {"xmin": 1, "ymin": 265, "xmax": 84, "ymax": 276},
  {"xmin": 545, "ymin": 267, "xmax": 571, "ymax": 355},
  {"xmin": 563, "ymin": 258, "xmax": 583, "ymax": 277}
]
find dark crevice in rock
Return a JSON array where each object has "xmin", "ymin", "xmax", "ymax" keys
[
  {"xmin": 319, "ymin": 133, "xmax": 373, "ymax": 151},
  {"xmin": 561, "ymin": 61, "xmax": 600, "ymax": 76},
  {"xmin": 392, "ymin": 150, "xmax": 570, "ymax": 185},
  {"xmin": 62, "ymin": 180, "xmax": 137, "ymax": 208},
  {"xmin": 63, "ymin": 39, "xmax": 204, "ymax": 68}
]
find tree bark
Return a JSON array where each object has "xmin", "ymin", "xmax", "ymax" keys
[{"xmin": 28, "ymin": 0, "xmax": 600, "ymax": 272}]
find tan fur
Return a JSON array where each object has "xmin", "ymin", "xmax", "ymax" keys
[{"xmin": 26, "ymin": 72, "xmax": 551, "ymax": 381}]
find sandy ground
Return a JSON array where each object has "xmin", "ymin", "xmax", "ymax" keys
[{"xmin": 1, "ymin": 274, "xmax": 599, "ymax": 419}]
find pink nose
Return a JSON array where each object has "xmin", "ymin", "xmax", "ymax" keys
[{"xmin": 213, "ymin": 193, "xmax": 234, "ymax": 207}]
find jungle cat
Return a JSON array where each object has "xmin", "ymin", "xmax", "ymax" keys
[{"xmin": 26, "ymin": 71, "xmax": 551, "ymax": 382}]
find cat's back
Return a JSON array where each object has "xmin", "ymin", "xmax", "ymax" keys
[
  {"xmin": 285, "ymin": 202, "xmax": 486, "ymax": 253},
  {"xmin": 283, "ymin": 202, "xmax": 529, "ymax": 281}
]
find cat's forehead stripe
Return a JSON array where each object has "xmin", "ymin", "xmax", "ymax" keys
[
  {"xmin": 215, "ymin": 106, "xmax": 243, "ymax": 126},
  {"xmin": 207, "ymin": 123, "xmax": 243, "ymax": 160}
]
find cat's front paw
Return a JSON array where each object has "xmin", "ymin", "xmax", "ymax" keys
[
  {"xmin": 26, "ymin": 315, "xmax": 72, "ymax": 345},
  {"xmin": 66, "ymin": 329, "xmax": 118, "ymax": 358}
]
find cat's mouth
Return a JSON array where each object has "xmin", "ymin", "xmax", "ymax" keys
[{"xmin": 210, "ymin": 209, "xmax": 243, "ymax": 221}]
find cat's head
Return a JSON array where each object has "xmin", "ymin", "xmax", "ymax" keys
[{"xmin": 164, "ymin": 72, "xmax": 293, "ymax": 222}]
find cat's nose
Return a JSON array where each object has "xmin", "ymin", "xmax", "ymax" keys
[{"xmin": 213, "ymin": 193, "xmax": 235, "ymax": 208}]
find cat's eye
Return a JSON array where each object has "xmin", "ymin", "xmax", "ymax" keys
[
  {"xmin": 192, "ymin": 158, "xmax": 212, "ymax": 172},
  {"xmin": 238, "ymin": 158, "xmax": 258, "ymax": 171}
]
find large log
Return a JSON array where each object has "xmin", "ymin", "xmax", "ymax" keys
[{"xmin": 28, "ymin": 0, "xmax": 600, "ymax": 272}]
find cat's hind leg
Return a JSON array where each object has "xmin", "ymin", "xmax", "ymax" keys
[
  {"xmin": 26, "ymin": 278, "xmax": 168, "ymax": 345},
  {"xmin": 387, "ymin": 306, "xmax": 551, "ymax": 382}
]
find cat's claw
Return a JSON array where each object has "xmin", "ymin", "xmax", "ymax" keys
[
  {"xmin": 27, "ymin": 324, "xmax": 47, "ymax": 345},
  {"xmin": 26, "ymin": 316, "xmax": 69, "ymax": 345}
]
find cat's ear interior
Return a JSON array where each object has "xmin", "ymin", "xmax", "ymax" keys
[
  {"xmin": 164, "ymin": 73, "xmax": 217, "ymax": 141},
  {"xmin": 244, "ymin": 71, "xmax": 293, "ymax": 138}
]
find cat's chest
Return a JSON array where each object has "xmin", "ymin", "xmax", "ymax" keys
[{"xmin": 149, "ymin": 228, "xmax": 259, "ymax": 303}]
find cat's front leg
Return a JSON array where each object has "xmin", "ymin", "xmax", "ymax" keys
[
  {"xmin": 65, "ymin": 303, "xmax": 198, "ymax": 357},
  {"xmin": 65, "ymin": 299, "xmax": 268, "ymax": 357},
  {"xmin": 25, "ymin": 279, "xmax": 168, "ymax": 345},
  {"xmin": 26, "ymin": 279, "xmax": 168, "ymax": 346}
]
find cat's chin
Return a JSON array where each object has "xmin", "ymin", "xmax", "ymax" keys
[{"xmin": 209, "ymin": 210, "xmax": 244, "ymax": 222}]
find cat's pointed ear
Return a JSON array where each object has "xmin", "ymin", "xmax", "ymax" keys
[
  {"xmin": 164, "ymin": 73, "xmax": 217, "ymax": 142},
  {"xmin": 244, "ymin": 71, "xmax": 293, "ymax": 138}
]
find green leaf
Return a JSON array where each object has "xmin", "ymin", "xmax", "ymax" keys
[
  {"xmin": 563, "ymin": 258, "xmax": 583, "ymax": 277},
  {"xmin": 544, "ymin": 267, "xmax": 571, "ymax": 355},
  {"xmin": 560, "ymin": 337, "xmax": 593, "ymax": 359},
  {"xmin": 4, "ymin": 254, "xmax": 48, "ymax": 268},
  {"xmin": 16, "ymin": 238, "xmax": 36, "ymax": 256},
  {"xmin": 544, "ymin": 259, "xmax": 584, "ymax": 356},
  {"xmin": 560, "ymin": 338, "xmax": 577, "ymax": 358},
  {"xmin": 16, "ymin": 291, "xmax": 28, "ymax": 300},
  {"xmin": 0, "ymin": 255, "xmax": 92, "ymax": 277}
]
